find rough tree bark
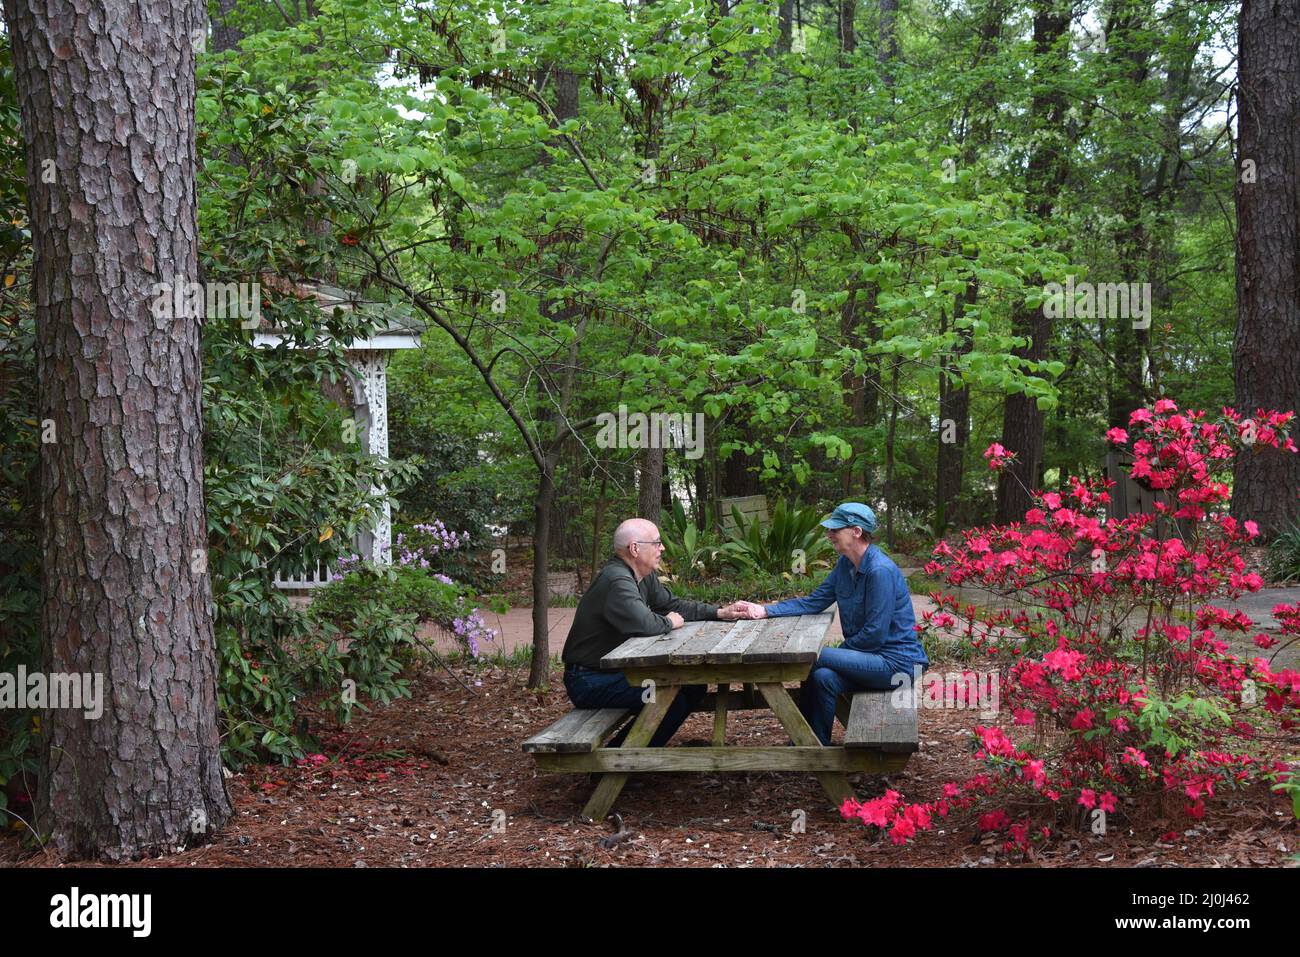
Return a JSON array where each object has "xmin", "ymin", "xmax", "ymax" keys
[
  {"xmin": 3, "ymin": 0, "xmax": 231, "ymax": 859},
  {"xmin": 1231, "ymin": 0, "xmax": 1300, "ymax": 536}
]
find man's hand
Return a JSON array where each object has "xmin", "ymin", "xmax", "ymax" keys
[
  {"xmin": 717, "ymin": 603, "xmax": 743, "ymax": 621},
  {"xmin": 665, "ymin": 611, "xmax": 685, "ymax": 630},
  {"xmin": 720, "ymin": 601, "xmax": 767, "ymax": 620}
]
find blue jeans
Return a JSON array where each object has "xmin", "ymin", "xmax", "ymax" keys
[
  {"xmin": 563, "ymin": 666, "xmax": 707, "ymax": 748},
  {"xmin": 798, "ymin": 647, "xmax": 917, "ymax": 746}
]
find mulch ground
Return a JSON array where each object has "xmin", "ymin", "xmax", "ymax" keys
[{"xmin": 2, "ymin": 657, "xmax": 1296, "ymax": 868}]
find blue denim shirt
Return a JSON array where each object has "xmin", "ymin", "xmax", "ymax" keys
[{"xmin": 764, "ymin": 545, "xmax": 927, "ymax": 670}]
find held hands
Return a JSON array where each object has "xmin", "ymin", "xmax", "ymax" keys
[{"xmin": 718, "ymin": 601, "xmax": 767, "ymax": 621}]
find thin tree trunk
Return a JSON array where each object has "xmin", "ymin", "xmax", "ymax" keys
[
  {"xmin": 590, "ymin": 472, "xmax": 609, "ymax": 586},
  {"xmin": 1107, "ymin": 0, "xmax": 1155, "ymax": 428},
  {"xmin": 639, "ymin": 446, "xmax": 665, "ymax": 524},
  {"xmin": 5, "ymin": 0, "xmax": 231, "ymax": 860},
  {"xmin": 995, "ymin": 0, "xmax": 1070, "ymax": 524},
  {"xmin": 879, "ymin": 0, "xmax": 899, "ymax": 86},
  {"xmin": 212, "ymin": 0, "xmax": 244, "ymax": 53},
  {"xmin": 884, "ymin": 358, "xmax": 900, "ymax": 549},
  {"xmin": 937, "ymin": 281, "xmax": 977, "ymax": 531},
  {"xmin": 776, "ymin": 0, "xmax": 794, "ymax": 53},
  {"xmin": 838, "ymin": 0, "xmax": 857, "ymax": 59},
  {"xmin": 709, "ymin": 0, "xmax": 731, "ymax": 79},
  {"xmin": 529, "ymin": 450, "xmax": 561, "ymax": 689}
]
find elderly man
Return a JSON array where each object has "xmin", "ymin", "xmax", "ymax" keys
[
  {"xmin": 562, "ymin": 517, "xmax": 744, "ymax": 748},
  {"xmin": 730, "ymin": 503, "xmax": 927, "ymax": 745}
]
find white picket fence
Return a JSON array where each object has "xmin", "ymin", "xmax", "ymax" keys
[{"xmin": 271, "ymin": 559, "xmax": 338, "ymax": 590}]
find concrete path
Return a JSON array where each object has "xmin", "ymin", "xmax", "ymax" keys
[
  {"xmin": 419, "ymin": 582, "xmax": 1296, "ymax": 669},
  {"xmin": 1210, "ymin": 586, "xmax": 1300, "ymax": 632},
  {"xmin": 911, "ymin": 581, "xmax": 1300, "ymax": 669},
  {"xmin": 420, "ymin": 598, "xmax": 952, "ymax": 658}
]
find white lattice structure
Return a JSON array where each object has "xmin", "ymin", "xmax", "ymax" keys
[{"xmin": 254, "ymin": 282, "xmax": 421, "ymax": 588}]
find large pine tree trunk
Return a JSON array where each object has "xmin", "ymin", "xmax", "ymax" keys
[
  {"xmin": 4, "ymin": 0, "xmax": 231, "ymax": 859},
  {"xmin": 1231, "ymin": 0, "xmax": 1300, "ymax": 536}
]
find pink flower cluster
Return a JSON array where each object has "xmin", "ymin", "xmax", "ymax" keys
[{"xmin": 852, "ymin": 402, "xmax": 1300, "ymax": 851}]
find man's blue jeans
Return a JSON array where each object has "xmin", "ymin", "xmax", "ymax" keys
[
  {"xmin": 563, "ymin": 665, "xmax": 707, "ymax": 748},
  {"xmin": 798, "ymin": 647, "xmax": 915, "ymax": 746}
]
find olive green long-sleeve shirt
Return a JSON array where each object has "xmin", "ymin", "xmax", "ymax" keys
[{"xmin": 561, "ymin": 557, "xmax": 719, "ymax": 670}]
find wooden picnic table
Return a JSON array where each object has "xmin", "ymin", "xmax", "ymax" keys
[{"xmin": 524, "ymin": 613, "xmax": 917, "ymax": 821}]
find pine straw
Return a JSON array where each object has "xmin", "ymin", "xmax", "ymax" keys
[{"xmin": 2, "ymin": 659, "xmax": 1296, "ymax": 868}]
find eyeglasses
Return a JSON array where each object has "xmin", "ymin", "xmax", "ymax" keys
[{"xmin": 634, "ymin": 540, "xmax": 665, "ymax": 548}]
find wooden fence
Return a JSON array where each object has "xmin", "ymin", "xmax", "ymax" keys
[
  {"xmin": 1104, "ymin": 450, "xmax": 1192, "ymax": 537},
  {"xmin": 720, "ymin": 494, "xmax": 769, "ymax": 533}
]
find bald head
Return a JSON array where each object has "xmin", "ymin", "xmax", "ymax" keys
[
  {"xmin": 613, "ymin": 517, "xmax": 664, "ymax": 579},
  {"xmin": 613, "ymin": 518, "xmax": 657, "ymax": 554}
]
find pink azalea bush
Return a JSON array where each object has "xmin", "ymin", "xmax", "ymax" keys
[{"xmin": 842, "ymin": 402, "xmax": 1300, "ymax": 852}]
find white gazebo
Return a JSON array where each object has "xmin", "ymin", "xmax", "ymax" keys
[{"xmin": 252, "ymin": 280, "xmax": 422, "ymax": 588}]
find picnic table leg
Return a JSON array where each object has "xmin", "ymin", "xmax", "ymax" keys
[
  {"xmin": 753, "ymin": 682, "xmax": 854, "ymax": 809},
  {"xmin": 581, "ymin": 684, "xmax": 680, "ymax": 823},
  {"xmin": 712, "ymin": 683, "xmax": 729, "ymax": 746}
]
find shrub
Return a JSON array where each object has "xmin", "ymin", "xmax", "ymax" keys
[
  {"xmin": 660, "ymin": 498, "xmax": 722, "ymax": 583},
  {"xmin": 315, "ymin": 561, "xmax": 498, "ymax": 657},
  {"xmin": 844, "ymin": 401, "xmax": 1300, "ymax": 851},
  {"xmin": 670, "ymin": 570, "xmax": 829, "ymax": 605},
  {"xmin": 719, "ymin": 499, "xmax": 833, "ymax": 575},
  {"xmin": 1266, "ymin": 521, "xmax": 1300, "ymax": 584}
]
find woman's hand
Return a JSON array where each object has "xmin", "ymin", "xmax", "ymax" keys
[{"xmin": 723, "ymin": 601, "xmax": 767, "ymax": 620}]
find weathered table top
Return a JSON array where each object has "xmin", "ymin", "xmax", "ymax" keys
[{"xmin": 600, "ymin": 613, "xmax": 835, "ymax": 670}]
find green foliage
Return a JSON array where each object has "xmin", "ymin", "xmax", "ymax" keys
[
  {"xmin": 660, "ymin": 498, "xmax": 722, "ymax": 583},
  {"xmin": 311, "ymin": 563, "xmax": 468, "ymax": 629},
  {"xmin": 195, "ymin": 55, "xmax": 427, "ymax": 766},
  {"xmin": 718, "ymin": 499, "xmax": 834, "ymax": 576},
  {"xmin": 387, "ymin": 349, "xmax": 531, "ymax": 548},
  {"xmin": 0, "ymin": 0, "xmax": 1262, "ymax": 816},
  {"xmin": 216, "ymin": 590, "xmax": 417, "ymax": 765},
  {"xmin": 669, "ymin": 569, "xmax": 829, "ymax": 606},
  {"xmin": 1266, "ymin": 522, "xmax": 1300, "ymax": 584},
  {"xmin": 1129, "ymin": 690, "xmax": 1233, "ymax": 758}
]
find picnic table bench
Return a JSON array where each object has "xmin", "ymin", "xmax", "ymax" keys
[{"xmin": 523, "ymin": 614, "xmax": 918, "ymax": 820}]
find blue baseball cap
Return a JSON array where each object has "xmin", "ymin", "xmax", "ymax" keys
[{"xmin": 821, "ymin": 502, "xmax": 878, "ymax": 534}]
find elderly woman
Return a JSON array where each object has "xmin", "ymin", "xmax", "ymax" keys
[{"xmin": 732, "ymin": 503, "xmax": 927, "ymax": 745}]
